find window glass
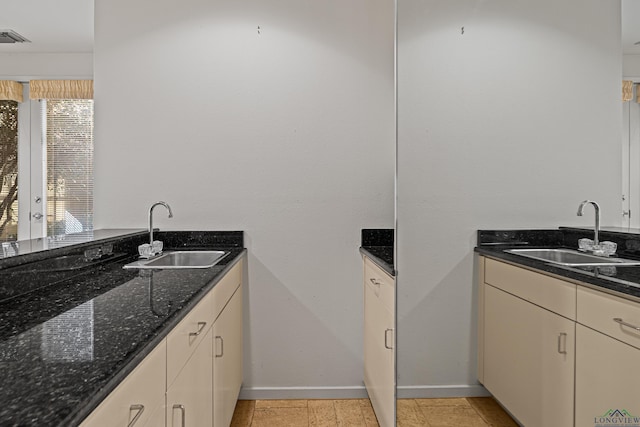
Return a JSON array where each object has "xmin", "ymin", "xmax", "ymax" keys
[
  {"xmin": 0, "ymin": 100, "xmax": 18, "ymax": 242},
  {"xmin": 45, "ymin": 99, "xmax": 94, "ymax": 235}
]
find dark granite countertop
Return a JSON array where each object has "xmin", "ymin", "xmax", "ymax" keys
[
  {"xmin": 0, "ymin": 230, "xmax": 246, "ymax": 426},
  {"xmin": 359, "ymin": 229, "xmax": 394, "ymax": 276},
  {"xmin": 0, "ymin": 229, "xmax": 146, "ymax": 260},
  {"xmin": 475, "ymin": 228, "xmax": 640, "ymax": 302}
]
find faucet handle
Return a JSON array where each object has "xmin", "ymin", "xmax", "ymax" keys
[
  {"xmin": 138, "ymin": 243, "xmax": 153, "ymax": 259},
  {"xmin": 578, "ymin": 238, "xmax": 594, "ymax": 252},
  {"xmin": 151, "ymin": 240, "xmax": 164, "ymax": 255}
]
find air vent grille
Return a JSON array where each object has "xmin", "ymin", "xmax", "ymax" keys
[{"xmin": 0, "ymin": 30, "xmax": 30, "ymax": 44}]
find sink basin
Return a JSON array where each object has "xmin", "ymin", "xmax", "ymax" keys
[
  {"xmin": 123, "ymin": 250, "xmax": 228, "ymax": 269},
  {"xmin": 505, "ymin": 248, "xmax": 640, "ymax": 267}
]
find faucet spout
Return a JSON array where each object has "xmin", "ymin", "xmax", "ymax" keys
[
  {"xmin": 577, "ymin": 200, "xmax": 600, "ymax": 245},
  {"xmin": 149, "ymin": 201, "xmax": 173, "ymax": 245}
]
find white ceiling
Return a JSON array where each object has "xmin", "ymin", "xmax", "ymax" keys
[
  {"xmin": 0, "ymin": 0, "xmax": 636, "ymax": 55},
  {"xmin": 0, "ymin": 0, "xmax": 93, "ymax": 53}
]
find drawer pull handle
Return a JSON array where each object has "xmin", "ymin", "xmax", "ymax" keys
[
  {"xmin": 369, "ymin": 278, "xmax": 381, "ymax": 286},
  {"xmin": 189, "ymin": 321, "xmax": 207, "ymax": 337},
  {"xmin": 128, "ymin": 404, "xmax": 145, "ymax": 427},
  {"xmin": 384, "ymin": 328, "xmax": 393, "ymax": 350},
  {"xmin": 215, "ymin": 336, "xmax": 224, "ymax": 358},
  {"xmin": 557, "ymin": 333, "xmax": 567, "ymax": 355},
  {"xmin": 613, "ymin": 317, "xmax": 640, "ymax": 331},
  {"xmin": 173, "ymin": 404, "xmax": 186, "ymax": 427}
]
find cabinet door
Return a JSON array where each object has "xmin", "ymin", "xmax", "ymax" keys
[
  {"xmin": 167, "ymin": 289, "xmax": 214, "ymax": 389},
  {"xmin": 484, "ymin": 284, "xmax": 574, "ymax": 427},
  {"xmin": 213, "ymin": 286, "xmax": 243, "ymax": 427},
  {"xmin": 167, "ymin": 326, "xmax": 213, "ymax": 427},
  {"xmin": 576, "ymin": 324, "xmax": 640, "ymax": 426},
  {"xmin": 80, "ymin": 340, "xmax": 166, "ymax": 427},
  {"xmin": 363, "ymin": 277, "xmax": 394, "ymax": 427},
  {"xmin": 143, "ymin": 401, "xmax": 167, "ymax": 427}
]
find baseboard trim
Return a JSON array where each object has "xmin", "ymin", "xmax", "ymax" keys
[
  {"xmin": 238, "ymin": 384, "xmax": 489, "ymax": 400},
  {"xmin": 396, "ymin": 384, "xmax": 490, "ymax": 399},
  {"xmin": 239, "ymin": 386, "xmax": 369, "ymax": 400}
]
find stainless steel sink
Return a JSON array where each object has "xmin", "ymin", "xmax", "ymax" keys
[
  {"xmin": 123, "ymin": 250, "xmax": 228, "ymax": 269},
  {"xmin": 505, "ymin": 248, "xmax": 640, "ymax": 267}
]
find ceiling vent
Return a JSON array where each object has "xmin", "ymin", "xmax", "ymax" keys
[{"xmin": 0, "ymin": 30, "xmax": 30, "ymax": 44}]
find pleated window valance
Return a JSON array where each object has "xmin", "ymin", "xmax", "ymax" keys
[
  {"xmin": 29, "ymin": 80, "xmax": 93, "ymax": 100},
  {"xmin": 0, "ymin": 81, "xmax": 24, "ymax": 102},
  {"xmin": 623, "ymin": 80, "xmax": 633, "ymax": 102}
]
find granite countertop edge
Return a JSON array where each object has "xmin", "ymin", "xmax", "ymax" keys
[
  {"xmin": 0, "ymin": 229, "xmax": 147, "ymax": 266},
  {"xmin": 360, "ymin": 246, "xmax": 395, "ymax": 277},
  {"xmin": 68, "ymin": 248, "xmax": 247, "ymax": 426}
]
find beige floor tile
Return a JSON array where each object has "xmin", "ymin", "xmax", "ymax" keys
[
  {"xmin": 255, "ymin": 399, "xmax": 309, "ymax": 409},
  {"xmin": 414, "ymin": 398, "xmax": 471, "ymax": 408},
  {"xmin": 231, "ymin": 400, "xmax": 255, "ymax": 427},
  {"xmin": 467, "ymin": 397, "xmax": 518, "ymax": 427},
  {"xmin": 358, "ymin": 399, "xmax": 379, "ymax": 427},
  {"xmin": 229, "ymin": 397, "xmax": 516, "ymax": 427},
  {"xmin": 357, "ymin": 399, "xmax": 374, "ymax": 409},
  {"xmin": 397, "ymin": 399, "xmax": 431, "ymax": 427},
  {"xmin": 309, "ymin": 400, "xmax": 338, "ymax": 427},
  {"xmin": 252, "ymin": 407, "xmax": 309, "ymax": 427},
  {"xmin": 334, "ymin": 399, "xmax": 367, "ymax": 426},
  {"xmin": 420, "ymin": 405, "xmax": 489, "ymax": 427}
]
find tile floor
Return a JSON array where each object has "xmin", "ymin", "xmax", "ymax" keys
[{"xmin": 230, "ymin": 397, "xmax": 517, "ymax": 427}]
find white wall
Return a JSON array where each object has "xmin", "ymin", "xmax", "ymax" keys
[
  {"xmin": 397, "ymin": 0, "xmax": 622, "ymax": 397},
  {"xmin": 94, "ymin": 0, "xmax": 395, "ymax": 397},
  {"xmin": 0, "ymin": 53, "xmax": 93, "ymax": 80},
  {"xmin": 624, "ymin": 54, "xmax": 640, "ymax": 79}
]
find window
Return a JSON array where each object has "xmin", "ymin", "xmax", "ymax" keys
[
  {"xmin": 44, "ymin": 99, "xmax": 94, "ymax": 235},
  {"xmin": 0, "ymin": 80, "xmax": 94, "ymax": 243},
  {"xmin": 0, "ymin": 100, "xmax": 18, "ymax": 243}
]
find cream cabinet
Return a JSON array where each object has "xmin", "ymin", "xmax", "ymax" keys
[
  {"xmin": 479, "ymin": 255, "xmax": 640, "ymax": 427},
  {"xmin": 363, "ymin": 256, "xmax": 395, "ymax": 427},
  {"xmin": 575, "ymin": 287, "xmax": 640, "ymax": 426},
  {"xmin": 166, "ymin": 285, "xmax": 215, "ymax": 389},
  {"xmin": 479, "ymin": 257, "xmax": 575, "ymax": 427},
  {"xmin": 483, "ymin": 284, "xmax": 574, "ymax": 427},
  {"xmin": 80, "ymin": 340, "xmax": 167, "ymax": 427},
  {"xmin": 81, "ymin": 259, "xmax": 244, "ymax": 427},
  {"xmin": 165, "ymin": 259, "xmax": 243, "ymax": 427},
  {"xmin": 213, "ymin": 286, "xmax": 243, "ymax": 427},
  {"xmin": 167, "ymin": 326, "xmax": 213, "ymax": 427}
]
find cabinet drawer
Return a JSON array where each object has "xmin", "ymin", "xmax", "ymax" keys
[
  {"xmin": 577, "ymin": 287, "xmax": 640, "ymax": 350},
  {"xmin": 212, "ymin": 260, "xmax": 242, "ymax": 322},
  {"xmin": 80, "ymin": 340, "xmax": 166, "ymax": 427},
  {"xmin": 484, "ymin": 258, "xmax": 576, "ymax": 319},
  {"xmin": 364, "ymin": 256, "xmax": 394, "ymax": 313},
  {"xmin": 167, "ymin": 288, "xmax": 214, "ymax": 388}
]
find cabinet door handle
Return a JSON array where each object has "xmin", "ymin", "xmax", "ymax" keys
[
  {"xmin": 613, "ymin": 317, "xmax": 640, "ymax": 331},
  {"xmin": 369, "ymin": 278, "xmax": 381, "ymax": 286},
  {"xmin": 127, "ymin": 404, "xmax": 145, "ymax": 427},
  {"xmin": 173, "ymin": 404, "xmax": 186, "ymax": 427},
  {"xmin": 557, "ymin": 332, "xmax": 567, "ymax": 355},
  {"xmin": 189, "ymin": 321, "xmax": 207, "ymax": 337},
  {"xmin": 384, "ymin": 328, "xmax": 393, "ymax": 350},
  {"xmin": 215, "ymin": 336, "xmax": 224, "ymax": 358}
]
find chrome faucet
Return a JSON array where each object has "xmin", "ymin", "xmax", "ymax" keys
[
  {"xmin": 149, "ymin": 201, "xmax": 173, "ymax": 245},
  {"xmin": 577, "ymin": 200, "xmax": 600, "ymax": 245}
]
